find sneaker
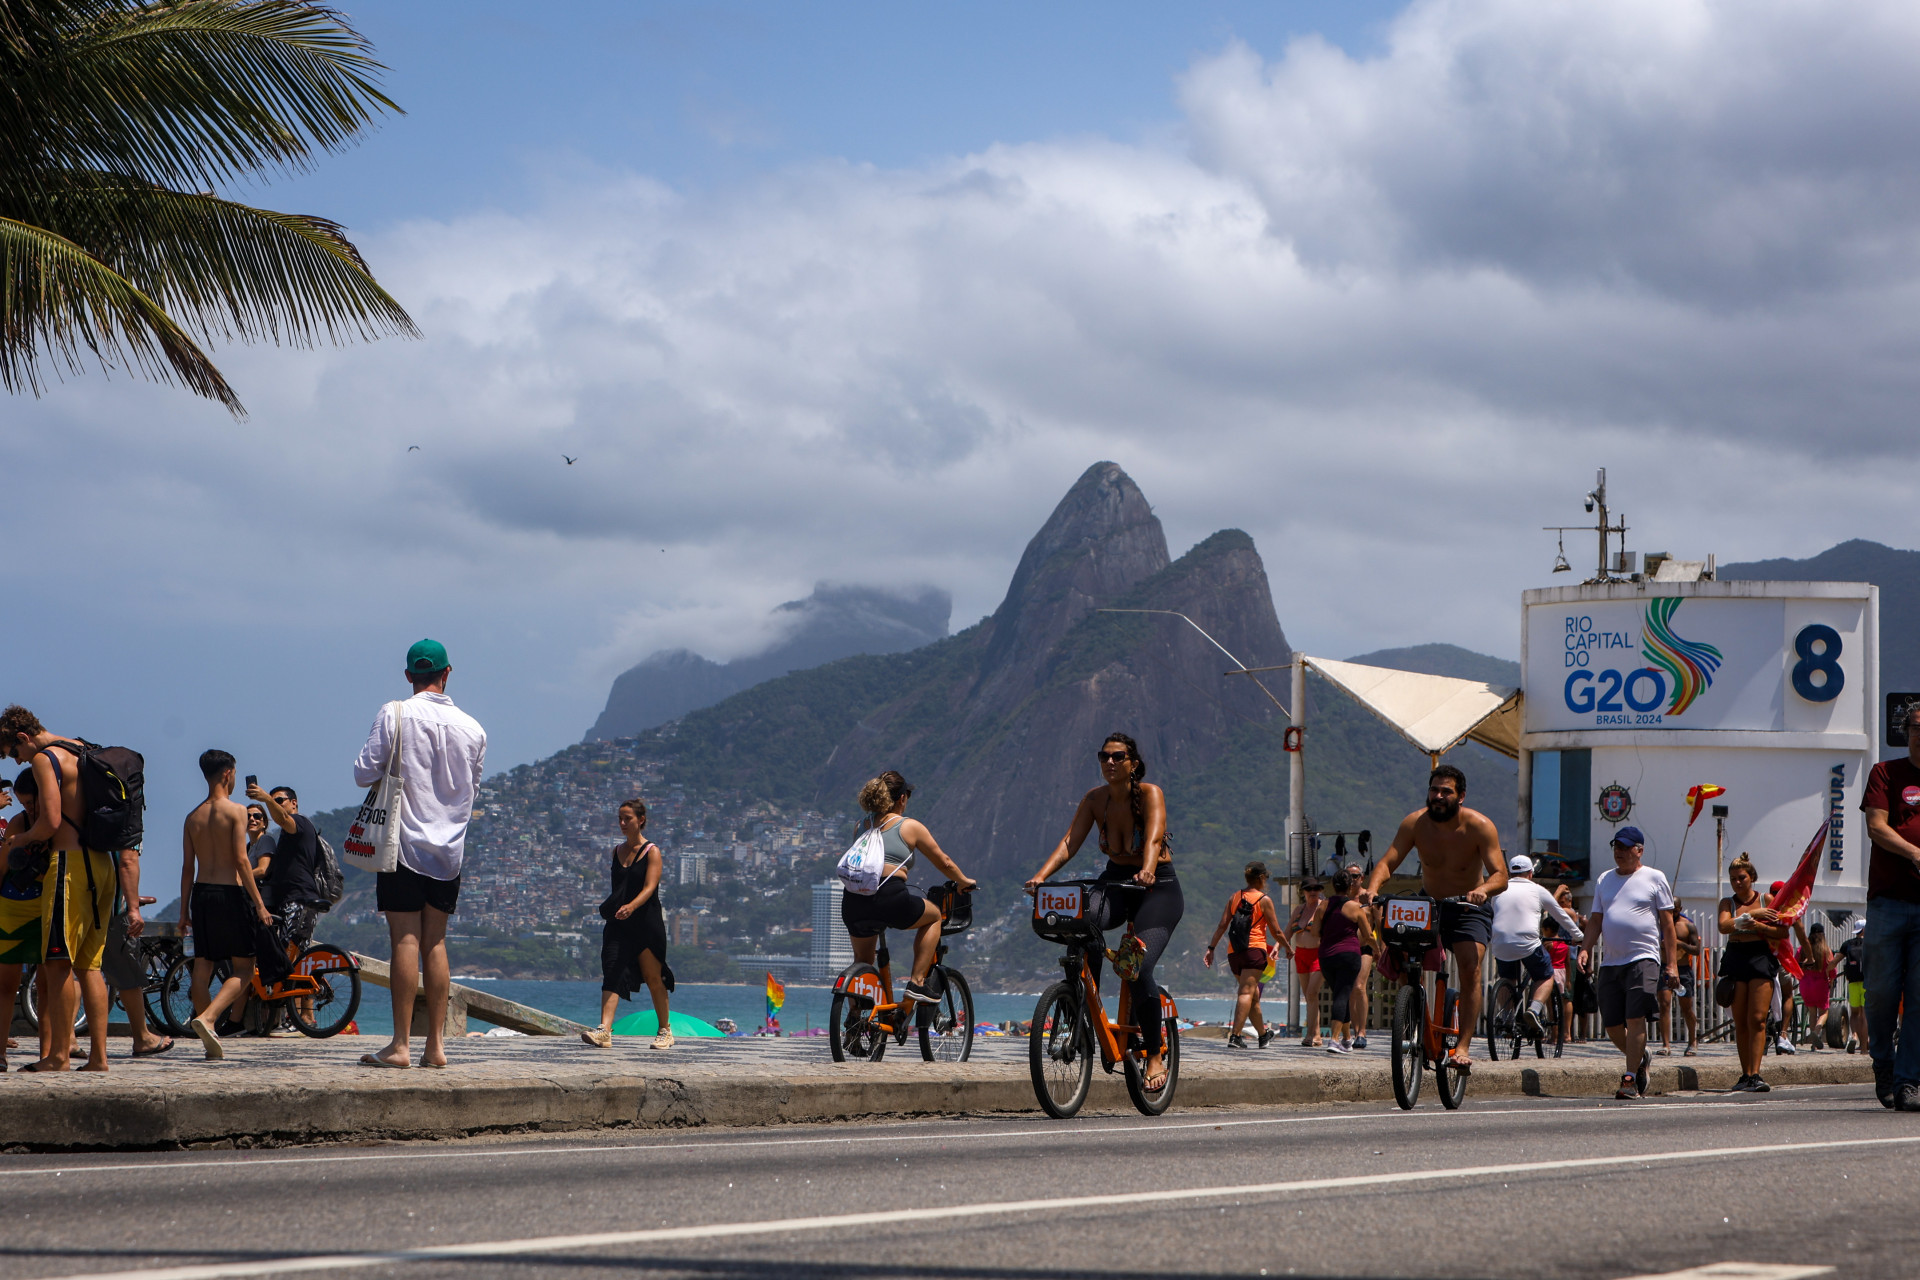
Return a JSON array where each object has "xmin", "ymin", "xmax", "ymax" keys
[
  {"xmin": 1616, "ymin": 1075, "xmax": 1638, "ymax": 1100},
  {"xmin": 1730, "ymin": 1074, "xmax": 1755, "ymax": 1093},
  {"xmin": 651, "ymin": 1031, "xmax": 675, "ymax": 1051},
  {"xmin": 1749, "ymin": 1075, "xmax": 1771, "ymax": 1094},
  {"xmin": 1898, "ymin": 1084, "xmax": 1920, "ymax": 1112},
  {"xmin": 1325, "ymin": 1041, "xmax": 1349, "ymax": 1055},
  {"xmin": 1519, "ymin": 1008, "xmax": 1543, "ymax": 1039},
  {"xmin": 580, "ymin": 1027, "xmax": 612, "ymax": 1049},
  {"xmin": 1227, "ymin": 1033, "xmax": 1249, "ymax": 1049},
  {"xmin": 1636, "ymin": 1051, "xmax": 1650, "ymax": 1097},
  {"xmin": 903, "ymin": 979, "xmax": 939, "ymax": 1004},
  {"xmin": 1775, "ymin": 1037, "xmax": 1797, "ymax": 1055},
  {"xmin": 1257, "ymin": 1027, "xmax": 1275, "ymax": 1049},
  {"xmin": 1352, "ymin": 1035, "xmax": 1368, "ymax": 1050}
]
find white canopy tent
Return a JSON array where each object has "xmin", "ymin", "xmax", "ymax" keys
[{"xmin": 1299, "ymin": 656, "xmax": 1522, "ymax": 760}]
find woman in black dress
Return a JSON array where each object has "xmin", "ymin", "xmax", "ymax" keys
[{"xmin": 584, "ymin": 798, "xmax": 675, "ymax": 1049}]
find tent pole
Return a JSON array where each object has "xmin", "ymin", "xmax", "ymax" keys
[{"xmin": 1289, "ymin": 657, "xmax": 1306, "ymax": 1035}]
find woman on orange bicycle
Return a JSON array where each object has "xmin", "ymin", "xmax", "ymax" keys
[
  {"xmin": 842, "ymin": 772, "xmax": 977, "ymax": 1004},
  {"xmin": 1024, "ymin": 732, "xmax": 1183, "ymax": 1094}
]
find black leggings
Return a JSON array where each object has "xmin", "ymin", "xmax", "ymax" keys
[
  {"xmin": 1088, "ymin": 866, "xmax": 1185, "ymax": 1057},
  {"xmin": 1322, "ymin": 949, "xmax": 1364, "ymax": 1023}
]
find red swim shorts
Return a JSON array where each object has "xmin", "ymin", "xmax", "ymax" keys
[{"xmin": 1294, "ymin": 945, "xmax": 1320, "ymax": 976}]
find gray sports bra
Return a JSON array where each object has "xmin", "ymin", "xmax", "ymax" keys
[{"xmin": 865, "ymin": 815, "xmax": 916, "ymax": 876}]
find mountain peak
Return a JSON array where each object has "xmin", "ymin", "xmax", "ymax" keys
[{"xmin": 981, "ymin": 462, "xmax": 1169, "ymax": 672}]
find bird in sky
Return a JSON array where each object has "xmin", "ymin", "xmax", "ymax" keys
[
  {"xmin": 563, "ymin": 455, "xmax": 577, "ymax": 465},
  {"xmin": 407, "ymin": 445, "xmax": 420, "ymax": 452}
]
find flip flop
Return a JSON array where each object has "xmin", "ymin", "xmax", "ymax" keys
[
  {"xmin": 1447, "ymin": 1055, "xmax": 1473, "ymax": 1074},
  {"xmin": 1143, "ymin": 1068, "xmax": 1169, "ymax": 1093},
  {"xmin": 132, "ymin": 1040, "xmax": 174, "ymax": 1058},
  {"xmin": 358, "ymin": 1053, "xmax": 411, "ymax": 1069}
]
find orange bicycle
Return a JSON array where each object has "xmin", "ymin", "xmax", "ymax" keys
[
  {"xmin": 157, "ymin": 941, "xmax": 361, "ymax": 1038},
  {"xmin": 827, "ymin": 882, "xmax": 975, "ymax": 1063},
  {"xmin": 1029, "ymin": 878, "xmax": 1180, "ymax": 1118},
  {"xmin": 1380, "ymin": 894, "xmax": 1470, "ymax": 1110}
]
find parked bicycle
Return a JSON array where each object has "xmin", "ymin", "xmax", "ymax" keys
[
  {"xmin": 1484, "ymin": 961, "xmax": 1564, "ymax": 1060},
  {"xmin": 1380, "ymin": 893, "xmax": 1469, "ymax": 1110},
  {"xmin": 1028, "ymin": 878, "xmax": 1180, "ymax": 1118},
  {"xmin": 157, "ymin": 941, "xmax": 361, "ymax": 1039},
  {"xmin": 828, "ymin": 881, "xmax": 975, "ymax": 1063}
]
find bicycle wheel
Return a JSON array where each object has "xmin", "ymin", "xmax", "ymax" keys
[
  {"xmin": 1436, "ymin": 1051, "xmax": 1469, "ymax": 1109},
  {"xmin": 828, "ymin": 989, "xmax": 887, "ymax": 1063},
  {"xmin": 20, "ymin": 965, "xmax": 89, "ymax": 1036},
  {"xmin": 1484, "ymin": 979, "xmax": 1513, "ymax": 1062},
  {"xmin": 1030, "ymin": 980, "xmax": 1093, "ymax": 1119},
  {"xmin": 285, "ymin": 945, "xmax": 361, "ymax": 1038},
  {"xmin": 1123, "ymin": 1014, "xmax": 1180, "ymax": 1116},
  {"xmin": 918, "ymin": 967, "xmax": 974, "ymax": 1063},
  {"xmin": 1390, "ymin": 984, "xmax": 1423, "ymax": 1110}
]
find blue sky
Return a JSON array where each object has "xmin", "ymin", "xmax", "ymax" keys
[{"xmin": 13, "ymin": 0, "xmax": 1920, "ymax": 895}]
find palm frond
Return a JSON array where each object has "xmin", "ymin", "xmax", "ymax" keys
[
  {"xmin": 2, "ymin": 0, "xmax": 399, "ymax": 194},
  {"xmin": 1, "ymin": 212, "xmax": 241, "ymax": 413},
  {"xmin": 23, "ymin": 171, "xmax": 418, "ymax": 346}
]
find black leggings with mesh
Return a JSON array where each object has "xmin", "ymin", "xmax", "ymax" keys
[{"xmin": 1088, "ymin": 863, "xmax": 1185, "ymax": 1057}]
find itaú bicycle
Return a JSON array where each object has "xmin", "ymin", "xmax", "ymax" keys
[
  {"xmin": 827, "ymin": 881, "xmax": 975, "ymax": 1063},
  {"xmin": 1028, "ymin": 878, "xmax": 1180, "ymax": 1119},
  {"xmin": 158, "ymin": 940, "xmax": 361, "ymax": 1038},
  {"xmin": 1379, "ymin": 894, "xmax": 1469, "ymax": 1111}
]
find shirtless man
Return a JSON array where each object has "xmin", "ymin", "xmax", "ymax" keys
[
  {"xmin": 1660, "ymin": 902, "xmax": 1702, "ymax": 1056},
  {"xmin": 1360, "ymin": 764, "xmax": 1509, "ymax": 1070},
  {"xmin": 1287, "ymin": 879, "xmax": 1327, "ymax": 1045},
  {"xmin": 179, "ymin": 749, "xmax": 272, "ymax": 1060},
  {"xmin": 0, "ymin": 707, "xmax": 114, "ymax": 1071}
]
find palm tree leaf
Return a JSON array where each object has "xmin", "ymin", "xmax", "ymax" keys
[
  {"xmin": 25, "ymin": 171, "xmax": 419, "ymax": 346},
  {"xmin": 2, "ymin": 0, "xmax": 400, "ymax": 195},
  {"xmin": 1, "ymin": 212, "xmax": 241, "ymax": 413}
]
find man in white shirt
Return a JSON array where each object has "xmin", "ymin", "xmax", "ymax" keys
[
  {"xmin": 1490, "ymin": 854, "xmax": 1586, "ymax": 1043},
  {"xmin": 1578, "ymin": 827, "xmax": 1678, "ymax": 1101},
  {"xmin": 352, "ymin": 639, "xmax": 487, "ymax": 1070}
]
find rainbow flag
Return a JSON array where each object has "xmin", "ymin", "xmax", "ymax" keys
[{"xmin": 765, "ymin": 972, "xmax": 786, "ymax": 1026}]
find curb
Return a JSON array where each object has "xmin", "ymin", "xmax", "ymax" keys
[{"xmin": 0, "ymin": 1056, "xmax": 1876, "ymax": 1152}]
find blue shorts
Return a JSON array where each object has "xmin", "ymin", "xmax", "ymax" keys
[{"xmin": 1495, "ymin": 946, "xmax": 1554, "ymax": 986}]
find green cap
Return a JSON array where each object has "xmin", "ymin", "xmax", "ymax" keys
[{"xmin": 406, "ymin": 638, "xmax": 450, "ymax": 676}]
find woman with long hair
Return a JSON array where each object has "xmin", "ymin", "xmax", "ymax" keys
[
  {"xmin": 584, "ymin": 798, "xmax": 675, "ymax": 1050},
  {"xmin": 1317, "ymin": 869, "xmax": 1376, "ymax": 1054},
  {"xmin": 1025, "ymin": 732, "xmax": 1183, "ymax": 1094},
  {"xmin": 842, "ymin": 771, "xmax": 976, "ymax": 1002},
  {"xmin": 1795, "ymin": 920, "xmax": 1837, "ymax": 1051},
  {"xmin": 1718, "ymin": 853, "xmax": 1784, "ymax": 1091}
]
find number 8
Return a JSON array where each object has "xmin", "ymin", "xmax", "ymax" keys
[{"xmin": 1792, "ymin": 624, "xmax": 1844, "ymax": 703}]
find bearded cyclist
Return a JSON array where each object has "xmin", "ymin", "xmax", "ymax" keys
[{"xmin": 1491, "ymin": 854, "xmax": 1585, "ymax": 1041}]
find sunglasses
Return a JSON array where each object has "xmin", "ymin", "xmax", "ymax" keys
[{"xmin": 1096, "ymin": 750, "xmax": 1131, "ymax": 764}]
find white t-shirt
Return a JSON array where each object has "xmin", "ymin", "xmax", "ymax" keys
[
  {"xmin": 1592, "ymin": 865, "xmax": 1673, "ymax": 966},
  {"xmin": 352, "ymin": 691, "xmax": 488, "ymax": 881},
  {"xmin": 1490, "ymin": 878, "xmax": 1586, "ymax": 962}
]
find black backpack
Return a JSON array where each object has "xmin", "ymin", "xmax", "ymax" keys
[
  {"xmin": 48, "ymin": 739, "xmax": 145, "ymax": 852},
  {"xmin": 1227, "ymin": 891, "xmax": 1257, "ymax": 951}
]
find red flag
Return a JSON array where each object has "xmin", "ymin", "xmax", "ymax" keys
[
  {"xmin": 1685, "ymin": 784, "xmax": 1726, "ymax": 828},
  {"xmin": 1767, "ymin": 819, "xmax": 1829, "ymax": 979}
]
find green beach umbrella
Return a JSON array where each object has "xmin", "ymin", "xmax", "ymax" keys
[{"xmin": 611, "ymin": 1009, "xmax": 725, "ymax": 1038}]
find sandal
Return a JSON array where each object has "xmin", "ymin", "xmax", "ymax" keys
[
  {"xmin": 1143, "ymin": 1065, "xmax": 1169, "ymax": 1093},
  {"xmin": 1446, "ymin": 1054, "xmax": 1472, "ymax": 1074}
]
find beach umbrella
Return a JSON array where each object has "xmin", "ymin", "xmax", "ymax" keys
[{"xmin": 611, "ymin": 1010, "xmax": 725, "ymax": 1038}]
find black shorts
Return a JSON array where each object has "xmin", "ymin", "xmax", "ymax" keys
[
  {"xmin": 1598, "ymin": 959, "xmax": 1661, "ymax": 1027},
  {"xmin": 1440, "ymin": 899, "xmax": 1494, "ymax": 950},
  {"xmin": 1718, "ymin": 941, "xmax": 1776, "ymax": 985},
  {"xmin": 190, "ymin": 883, "xmax": 255, "ymax": 962},
  {"xmin": 1672, "ymin": 968, "xmax": 1696, "ymax": 1001},
  {"xmin": 1495, "ymin": 946, "xmax": 1554, "ymax": 987},
  {"xmin": 841, "ymin": 876, "xmax": 927, "ymax": 938},
  {"xmin": 1228, "ymin": 946, "xmax": 1268, "ymax": 976},
  {"xmin": 377, "ymin": 863, "xmax": 461, "ymax": 915},
  {"xmin": 275, "ymin": 899, "xmax": 321, "ymax": 952}
]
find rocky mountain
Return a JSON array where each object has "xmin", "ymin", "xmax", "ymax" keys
[
  {"xmin": 1720, "ymin": 539, "xmax": 1920, "ymax": 696},
  {"xmin": 584, "ymin": 582, "xmax": 951, "ymax": 741},
  {"xmin": 1347, "ymin": 643, "xmax": 1521, "ymax": 688}
]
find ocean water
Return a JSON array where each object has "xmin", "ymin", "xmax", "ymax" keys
[{"xmin": 345, "ymin": 978, "xmax": 1244, "ymax": 1039}]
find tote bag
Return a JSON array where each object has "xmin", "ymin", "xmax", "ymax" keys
[{"xmin": 342, "ymin": 701, "xmax": 405, "ymax": 874}]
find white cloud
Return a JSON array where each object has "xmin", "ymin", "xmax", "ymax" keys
[{"xmin": 11, "ymin": 0, "xmax": 1920, "ymax": 878}]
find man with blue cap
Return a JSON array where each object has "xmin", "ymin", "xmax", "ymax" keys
[
  {"xmin": 352, "ymin": 639, "xmax": 487, "ymax": 1069},
  {"xmin": 1578, "ymin": 826, "xmax": 1678, "ymax": 1100}
]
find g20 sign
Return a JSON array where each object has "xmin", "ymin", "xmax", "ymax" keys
[{"xmin": 1527, "ymin": 595, "xmax": 1852, "ymax": 733}]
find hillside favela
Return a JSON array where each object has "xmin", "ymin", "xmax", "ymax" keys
[{"xmin": 8, "ymin": 3, "xmax": 1920, "ymax": 1278}]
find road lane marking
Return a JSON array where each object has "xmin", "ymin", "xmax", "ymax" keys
[
  {"xmin": 39, "ymin": 1132, "xmax": 1920, "ymax": 1280},
  {"xmin": 1618, "ymin": 1266, "xmax": 1833, "ymax": 1280},
  {"xmin": 0, "ymin": 1097, "xmax": 1804, "ymax": 1178}
]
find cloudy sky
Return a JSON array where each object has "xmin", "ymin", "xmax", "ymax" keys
[{"xmin": 12, "ymin": 0, "xmax": 1920, "ymax": 889}]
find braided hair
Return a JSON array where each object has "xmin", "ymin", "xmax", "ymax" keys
[{"xmin": 1102, "ymin": 732, "xmax": 1152, "ymax": 855}]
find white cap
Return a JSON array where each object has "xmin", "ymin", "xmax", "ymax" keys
[{"xmin": 1507, "ymin": 854, "xmax": 1535, "ymax": 875}]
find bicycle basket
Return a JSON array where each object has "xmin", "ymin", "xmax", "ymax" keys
[
  {"xmin": 928, "ymin": 882, "xmax": 973, "ymax": 935},
  {"xmin": 1032, "ymin": 882, "xmax": 1101, "ymax": 944},
  {"xmin": 1381, "ymin": 896, "xmax": 1440, "ymax": 951}
]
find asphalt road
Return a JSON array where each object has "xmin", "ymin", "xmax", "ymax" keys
[{"xmin": 1, "ymin": 1084, "xmax": 1912, "ymax": 1280}]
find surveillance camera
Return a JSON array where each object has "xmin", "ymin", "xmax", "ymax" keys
[{"xmin": 1583, "ymin": 498, "xmax": 1595, "ymax": 513}]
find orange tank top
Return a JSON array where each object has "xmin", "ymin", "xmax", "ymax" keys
[{"xmin": 1232, "ymin": 888, "xmax": 1269, "ymax": 949}]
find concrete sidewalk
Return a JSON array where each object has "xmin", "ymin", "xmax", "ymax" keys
[{"xmin": 0, "ymin": 1031, "xmax": 1874, "ymax": 1151}]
